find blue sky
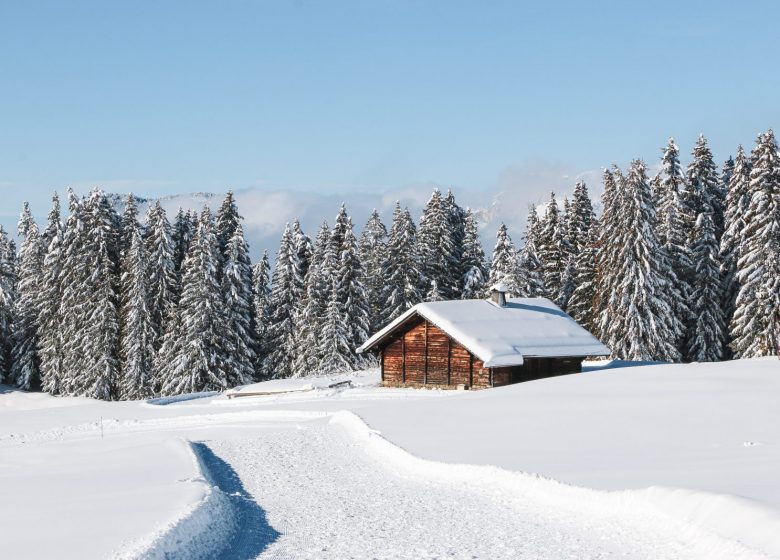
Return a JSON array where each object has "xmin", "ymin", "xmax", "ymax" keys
[{"xmin": 1, "ymin": 0, "xmax": 778, "ymax": 234}]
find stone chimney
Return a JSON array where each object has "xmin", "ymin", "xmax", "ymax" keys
[{"xmin": 490, "ymin": 282, "xmax": 508, "ymax": 307}]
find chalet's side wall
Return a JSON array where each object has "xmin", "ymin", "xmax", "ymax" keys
[
  {"xmin": 380, "ymin": 318, "xmax": 583, "ymax": 389},
  {"xmin": 381, "ymin": 319, "xmax": 493, "ymax": 389}
]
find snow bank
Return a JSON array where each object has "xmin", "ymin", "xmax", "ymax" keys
[
  {"xmin": 225, "ymin": 369, "xmax": 380, "ymax": 397},
  {"xmin": 331, "ymin": 410, "xmax": 779, "ymax": 559},
  {"xmin": 115, "ymin": 441, "xmax": 235, "ymax": 560}
]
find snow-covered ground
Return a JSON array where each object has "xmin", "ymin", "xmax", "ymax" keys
[{"xmin": 1, "ymin": 359, "xmax": 779, "ymax": 559}]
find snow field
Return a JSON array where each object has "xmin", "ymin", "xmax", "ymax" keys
[{"xmin": 2, "ymin": 359, "xmax": 780, "ymax": 558}]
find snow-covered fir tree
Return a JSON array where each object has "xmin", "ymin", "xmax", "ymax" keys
[
  {"xmin": 443, "ymin": 190, "xmax": 467, "ymax": 298},
  {"xmin": 518, "ymin": 205, "xmax": 545, "ymax": 297},
  {"xmin": 686, "ymin": 134, "xmax": 725, "ymax": 238},
  {"xmin": 656, "ymin": 138, "xmax": 687, "ymax": 250},
  {"xmin": 119, "ymin": 194, "xmax": 140, "ymax": 257},
  {"xmin": 68, "ymin": 190, "xmax": 121, "ymax": 399},
  {"xmin": 172, "ymin": 207, "xmax": 195, "ymax": 275},
  {"xmin": 688, "ymin": 212, "xmax": 726, "ymax": 362},
  {"xmin": 656, "ymin": 138, "xmax": 693, "ymax": 338},
  {"xmin": 158, "ymin": 208, "xmax": 235, "ymax": 394},
  {"xmin": 382, "ymin": 203, "xmax": 423, "ymax": 322},
  {"xmin": 329, "ymin": 213, "xmax": 370, "ymax": 368},
  {"xmin": 719, "ymin": 146, "xmax": 751, "ymax": 329},
  {"xmin": 215, "ymin": 190, "xmax": 241, "ymax": 264},
  {"xmin": 593, "ymin": 167, "xmax": 627, "ymax": 340},
  {"xmin": 538, "ymin": 192, "xmax": 565, "ymax": 302},
  {"xmin": 488, "ymin": 223, "xmax": 524, "ymax": 296},
  {"xmin": 221, "ymin": 224, "xmax": 256, "ymax": 385},
  {"xmin": 358, "ymin": 210, "xmax": 388, "ymax": 332},
  {"xmin": 251, "ymin": 250, "xmax": 271, "ymax": 379},
  {"xmin": 417, "ymin": 189, "xmax": 458, "ymax": 299},
  {"xmin": 460, "ymin": 209, "xmax": 487, "ymax": 299},
  {"xmin": 293, "ymin": 221, "xmax": 331, "ymax": 376},
  {"xmin": 118, "ymin": 226, "xmax": 155, "ymax": 399},
  {"xmin": 144, "ymin": 201, "xmax": 177, "ymax": 350},
  {"xmin": 263, "ymin": 224, "xmax": 298, "ymax": 378},
  {"xmin": 10, "ymin": 203, "xmax": 44, "ymax": 390},
  {"xmin": 0, "ymin": 226, "xmax": 16, "ymax": 381},
  {"xmin": 603, "ymin": 161, "xmax": 685, "ymax": 361},
  {"xmin": 566, "ymin": 220, "xmax": 599, "ymax": 331},
  {"xmin": 57, "ymin": 191, "xmax": 90, "ymax": 395},
  {"xmin": 38, "ymin": 193, "xmax": 65, "ymax": 394},
  {"xmin": 730, "ymin": 130, "xmax": 780, "ymax": 357},
  {"xmin": 317, "ymin": 283, "xmax": 353, "ymax": 375},
  {"xmin": 568, "ymin": 182, "xmax": 595, "ymax": 254},
  {"xmin": 290, "ymin": 219, "xmax": 313, "ymax": 318},
  {"xmin": 557, "ymin": 256, "xmax": 577, "ymax": 311}
]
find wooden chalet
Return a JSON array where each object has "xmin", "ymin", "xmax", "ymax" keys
[{"xmin": 357, "ymin": 284, "xmax": 610, "ymax": 389}]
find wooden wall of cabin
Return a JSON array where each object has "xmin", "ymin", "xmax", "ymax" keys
[{"xmin": 380, "ymin": 318, "xmax": 492, "ymax": 388}]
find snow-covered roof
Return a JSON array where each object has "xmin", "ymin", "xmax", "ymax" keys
[{"xmin": 357, "ymin": 297, "xmax": 610, "ymax": 367}]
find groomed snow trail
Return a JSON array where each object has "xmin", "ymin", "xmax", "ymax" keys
[{"xmin": 199, "ymin": 420, "xmax": 764, "ymax": 560}]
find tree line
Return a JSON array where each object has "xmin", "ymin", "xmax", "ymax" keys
[
  {"xmin": 0, "ymin": 129, "xmax": 778, "ymax": 399},
  {"xmin": 490, "ymin": 130, "xmax": 780, "ymax": 363}
]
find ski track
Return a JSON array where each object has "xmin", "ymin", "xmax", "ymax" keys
[{"xmin": 197, "ymin": 421, "xmax": 766, "ymax": 560}]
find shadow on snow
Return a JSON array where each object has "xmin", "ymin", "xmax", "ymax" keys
[{"xmin": 191, "ymin": 442, "xmax": 281, "ymax": 559}]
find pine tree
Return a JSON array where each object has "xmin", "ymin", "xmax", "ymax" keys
[
  {"xmin": 39, "ymin": 193, "xmax": 66, "ymax": 394},
  {"xmin": 11, "ymin": 203, "xmax": 44, "ymax": 390},
  {"xmin": 221, "ymin": 224, "xmax": 256, "ymax": 385},
  {"xmin": 158, "ymin": 208, "xmax": 233, "ymax": 394},
  {"xmin": 0, "ymin": 226, "xmax": 16, "ymax": 381},
  {"xmin": 518, "ymin": 205, "xmax": 545, "ymax": 297},
  {"xmin": 560, "ymin": 195, "xmax": 575, "ymax": 258},
  {"xmin": 382, "ymin": 203, "xmax": 423, "ymax": 321},
  {"xmin": 604, "ymin": 160, "xmax": 685, "ymax": 361},
  {"xmin": 688, "ymin": 212, "xmax": 726, "ymax": 361},
  {"xmin": 58, "ymin": 191, "xmax": 91, "ymax": 395},
  {"xmin": 488, "ymin": 223, "xmax": 524, "ymax": 296},
  {"xmin": 263, "ymin": 224, "xmax": 298, "ymax": 378},
  {"xmin": 251, "ymin": 251, "xmax": 271, "ymax": 379},
  {"xmin": 144, "ymin": 201, "xmax": 177, "ymax": 350},
  {"xmin": 119, "ymin": 195, "xmax": 140, "ymax": 257},
  {"xmin": 567, "ymin": 220, "xmax": 599, "ymax": 331},
  {"xmin": 118, "ymin": 226, "xmax": 155, "ymax": 399},
  {"xmin": 557, "ymin": 256, "xmax": 577, "ymax": 311},
  {"xmin": 538, "ymin": 192, "xmax": 565, "ymax": 301},
  {"xmin": 290, "ymin": 219, "xmax": 313, "ymax": 317},
  {"xmin": 293, "ymin": 222, "xmax": 331, "ymax": 376},
  {"xmin": 656, "ymin": 138, "xmax": 693, "ymax": 338},
  {"xmin": 330, "ymin": 212, "xmax": 370, "ymax": 368},
  {"xmin": 460, "ymin": 209, "xmax": 487, "ymax": 299},
  {"xmin": 299, "ymin": 206, "xmax": 372, "ymax": 375},
  {"xmin": 215, "ymin": 190, "xmax": 241, "ymax": 262},
  {"xmin": 317, "ymin": 283, "xmax": 353, "ymax": 375},
  {"xmin": 358, "ymin": 210, "xmax": 388, "ymax": 332},
  {"xmin": 417, "ymin": 189, "xmax": 458, "ymax": 299},
  {"xmin": 443, "ymin": 190, "xmax": 467, "ymax": 298},
  {"xmin": 720, "ymin": 146, "xmax": 751, "ymax": 328},
  {"xmin": 656, "ymin": 138, "xmax": 687, "ymax": 250},
  {"xmin": 730, "ymin": 130, "xmax": 780, "ymax": 357},
  {"xmin": 568, "ymin": 181, "xmax": 595, "ymax": 254},
  {"xmin": 71, "ymin": 190, "xmax": 121, "ymax": 400},
  {"xmin": 593, "ymin": 168, "xmax": 622, "ymax": 335},
  {"xmin": 686, "ymin": 134, "xmax": 724, "ymax": 238},
  {"xmin": 172, "ymin": 207, "xmax": 195, "ymax": 275}
]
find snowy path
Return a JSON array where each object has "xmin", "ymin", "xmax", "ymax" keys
[{"xmin": 196, "ymin": 419, "xmax": 765, "ymax": 560}]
